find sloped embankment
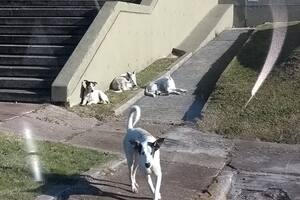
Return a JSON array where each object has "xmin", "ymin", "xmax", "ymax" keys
[{"xmin": 198, "ymin": 22, "xmax": 300, "ymax": 144}]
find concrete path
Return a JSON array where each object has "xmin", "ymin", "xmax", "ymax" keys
[
  {"xmin": 57, "ymin": 127, "xmax": 233, "ymax": 200},
  {"xmin": 0, "ymin": 28, "xmax": 299, "ymax": 200},
  {"xmin": 0, "ymin": 102, "xmax": 42, "ymax": 121},
  {"xmin": 134, "ymin": 29, "xmax": 251, "ymax": 124},
  {"xmin": 228, "ymin": 140, "xmax": 300, "ymax": 200}
]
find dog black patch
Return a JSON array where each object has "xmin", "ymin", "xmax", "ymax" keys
[
  {"xmin": 130, "ymin": 140, "xmax": 142, "ymax": 154},
  {"xmin": 148, "ymin": 138, "xmax": 165, "ymax": 153}
]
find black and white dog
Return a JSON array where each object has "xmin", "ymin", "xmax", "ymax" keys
[
  {"xmin": 144, "ymin": 75, "xmax": 186, "ymax": 97},
  {"xmin": 81, "ymin": 80, "xmax": 110, "ymax": 105},
  {"xmin": 123, "ymin": 105, "xmax": 164, "ymax": 200},
  {"xmin": 110, "ymin": 72, "xmax": 138, "ymax": 92}
]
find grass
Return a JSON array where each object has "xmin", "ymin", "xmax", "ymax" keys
[
  {"xmin": 69, "ymin": 57, "xmax": 177, "ymax": 120},
  {"xmin": 198, "ymin": 21, "xmax": 300, "ymax": 144},
  {"xmin": 0, "ymin": 134, "xmax": 114, "ymax": 200}
]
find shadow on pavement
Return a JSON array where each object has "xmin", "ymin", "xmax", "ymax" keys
[
  {"xmin": 29, "ymin": 173, "xmax": 151, "ymax": 200},
  {"xmin": 182, "ymin": 31, "xmax": 252, "ymax": 123}
]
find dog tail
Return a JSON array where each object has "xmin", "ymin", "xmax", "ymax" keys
[{"xmin": 127, "ymin": 105, "xmax": 141, "ymax": 129}]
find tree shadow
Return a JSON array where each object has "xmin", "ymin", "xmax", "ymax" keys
[
  {"xmin": 182, "ymin": 31, "xmax": 252, "ymax": 123},
  {"xmin": 182, "ymin": 22, "xmax": 300, "ymax": 123},
  {"xmin": 28, "ymin": 173, "xmax": 152, "ymax": 200},
  {"xmin": 237, "ymin": 22, "xmax": 300, "ymax": 72}
]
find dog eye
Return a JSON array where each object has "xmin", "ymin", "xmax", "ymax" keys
[{"xmin": 141, "ymin": 152, "xmax": 145, "ymax": 155}]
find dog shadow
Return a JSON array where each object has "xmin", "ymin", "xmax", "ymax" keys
[{"xmin": 28, "ymin": 173, "xmax": 152, "ymax": 200}]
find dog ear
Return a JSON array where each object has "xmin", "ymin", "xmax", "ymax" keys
[
  {"xmin": 130, "ymin": 140, "xmax": 142, "ymax": 153},
  {"xmin": 149, "ymin": 138, "xmax": 165, "ymax": 151},
  {"xmin": 92, "ymin": 81, "xmax": 98, "ymax": 86}
]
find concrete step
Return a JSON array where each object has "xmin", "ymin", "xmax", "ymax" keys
[
  {"xmin": 0, "ymin": 88, "xmax": 50, "ymax": 102},
  {"xmin": 0, "ymin": 55, "xmax": 67, "ymax": 66},
  {"xmin": 0, "ymin": 34, "xmax": 82, "ymax": 45},
  {"xmin": 0, "ymin": 44, "xmax": 75, "ymax": 56},
  {"xmin": 0, "ymin": 25, "xmax": 88, "ymax": 35},
  {"xmin": 0, "ymin": 66, "xmax": 60, "ymax": 78},
  {"xmin": 0, "ymin": 8, "xmax": 98, "ymax": 17},
  {"xmin": 0, "ymin": 77, "xmax": 52, "ymax": 89},
  {"xmin": 0, "ymin": 0, "xmax": 143, "ymax": 103},
  {"xmin": 0, "ymin": 0, "xmax": 105, "ymax": 7},
  {"xmin": 0, "ymin": 17, "xmax": 94, "ymax": 26}
]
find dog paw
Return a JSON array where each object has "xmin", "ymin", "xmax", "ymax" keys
[
  {"xmin": 153, "ymin": 193, "xmax": 161, "ymax": 200},
  {"xmin": 157, "ymin": 193, "xmax": 161, "ymax": 199},
  {"xmin": 131, "ymin": 185, "xmax": 138, "ymax": 193}
]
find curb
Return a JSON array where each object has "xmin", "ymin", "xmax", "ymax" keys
[
  {"xmin": 199, "ymin": 170, "xmax": 234, "ymax": 200},
  {"xmin": 113, "ymin": 51, "xmax": 193, "ymax": 116}
]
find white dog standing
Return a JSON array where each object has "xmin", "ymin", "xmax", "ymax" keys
[
  {"xmin": 124, "ymin": 105, "xmax": 164, "ymax": 200},
  {"xmin": 110, "ymin": 72, "xmax": 138, "ymax": 92},
  {"xmin": 145, "ymin": 75, "xmax": 186, "ymax": 97},
  {"xmin": 81, "ymin": 80, "xmax": 110, "ymax": 105}
]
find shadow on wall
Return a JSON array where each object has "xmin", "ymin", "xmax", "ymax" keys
[
  {"xmin": 29, "ymin": 173, "xmax": 151, "ymax": 200},
  {"xmin": 182, "ymin": 31, "xmax": 252, "ymax": 123}
]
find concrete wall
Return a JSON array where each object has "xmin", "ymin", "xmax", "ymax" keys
[
  {"xmin": 220, "ymin": 0, "xmax": 300, "ymax": 27},
  {"xmin": 52, "ymin": 0, "xmax": 229, "ymax": 106}
]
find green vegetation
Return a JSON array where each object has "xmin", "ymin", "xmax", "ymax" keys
[
  {"xmin": 198, "ymin": 22, "xmax": 300, "ymax": 144},
  {"xmin": 0, "ymin": 134, "xmax": 114, "ymax": 200},
  {"xmin": 69, "ymin": 57, "xmax": 177, "ymax": 120}
]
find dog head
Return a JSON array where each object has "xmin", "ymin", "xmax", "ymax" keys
[
  {"xmin": 84, "ymin": 80, "xmax": 98, "ymax": 93},
  {"xmin": 130, "ymin": 138, "xmax": 164, "ymax": 172},
  {"xmin": 126, "ymin": 72, "xmax": 138, "ymax": 88}
]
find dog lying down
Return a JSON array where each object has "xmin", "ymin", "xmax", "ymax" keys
[
  {"xmin": 124, "ymin": 105, "xmax": 164, "ymax": 200},
  {"xmin": 81, "ymin": 80, "xmax": 110, "ymax": 106},
  {"xmin": 110, "ymin": 71, "xmax": 138, "ymax": 92},
  {"xmin": 144, "ymin": 75, "xmax": 187, "ymax": 97}
]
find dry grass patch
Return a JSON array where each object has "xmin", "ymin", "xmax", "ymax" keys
[{"xmin": 198, "ymin": 22, "xmax": 300, "ymax": 144}]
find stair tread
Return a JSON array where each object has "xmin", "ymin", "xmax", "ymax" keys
[
  {"xmin": 0, "ymin": 44, "xmax": 75, "ymax": 47},
  {"xmin": 0, "ymin": 65, "xmax": 60, "ymax": 69},
  {"xmin": 0, "ymin": 25, "xmax": 88, "ymax": 27},
  {"xmin": 0, "ymin": 16, "xmax": 90, "ymax": 19},
  {"xmin": 0, "ymin": 77, "xmax": 52, "ymax": 80},
  {"xmin": 0, "ymin": 54, "xmax": 68, "ymax": 58},
  {"xmin": 0, "ymin": 89, "xmax": 49, "ymax": 93}
]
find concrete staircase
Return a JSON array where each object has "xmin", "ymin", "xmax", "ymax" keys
[{"xmin": 0, "ymin": 0, "xmax": 139, "ymax": 103}]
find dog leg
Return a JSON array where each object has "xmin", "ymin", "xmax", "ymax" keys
[
  {"xmin": 128, "ymin": 159, "xmax": 138, "ymax": 193},
  {"xmin": 87, "ymin": 101, "xmax": 96, "ymax": 105},
  {"xmin": 168, "ymin": 90, "xmax": 181, "ymax": 95},
  {"xmin": 175, "ymin": 88, "xmax": 187, "ymax": 93},
  {"xmin": 81, "ymin": 97, "xmax": 87, "ymax": 106},
  {"xmin": 147, "ymin": 174, "xmax": 155, "ymax": 194},
  {"xmin": 132, "ymin": 162, "xmax": 139, "ymax": 189},
  {"xmin": 152, "ymin": 166, "xmax": 162, "ymax": 200},
  {"xmin": 154, "ymin": 173, "xmax": 162, "ymax": 200}
]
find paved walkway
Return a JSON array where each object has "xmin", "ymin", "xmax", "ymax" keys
[
  {"xmin": 0, "ymin": 29, "xmax": 299, "ymax": 200},
  {"xmin": 134, "ymin": 29, "xmax": 250, "ymax": 124}
]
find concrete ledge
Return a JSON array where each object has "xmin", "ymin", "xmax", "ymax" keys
[
  {"xmin": 200, "ymin": 170, "xmax": 234, "ymax": 200},
  {"xmin": 52, "ymin": 0, "xmax": 225, "ymax": 106},
  {"xmin": 113, "ymin": 51, "xmax": 192, "ymax": 116}
]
